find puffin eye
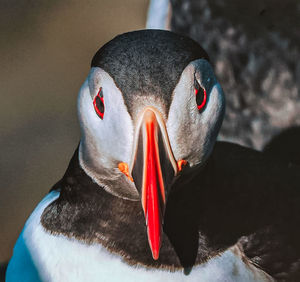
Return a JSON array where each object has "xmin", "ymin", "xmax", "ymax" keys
[
  {"xmin": 93, "ymin": 88, "xmax": 105, "ymax": 119},
  {"xmin": 194, "ymin": 78, "xmax": 207, "ymax": 111}
]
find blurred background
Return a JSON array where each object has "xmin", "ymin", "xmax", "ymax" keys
[
  {"xmin": 0, "ymin": 0, "xmax": 148, "ymax": 263},
  {"xmin": 170, "ymin": 0, "xmax": 300, "ymax": 149},
  {"xmin": 1, "ymin": 0, "xmax": 299, "ymax": 266}
]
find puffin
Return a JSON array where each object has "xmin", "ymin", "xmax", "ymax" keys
[{"xmin": 6, "ymin": 30, "xmax": 300, "ymax": 282}]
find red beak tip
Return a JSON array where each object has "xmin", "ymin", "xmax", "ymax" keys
[{"xmin": 151, "ymin": 250, "xmax": 160, "ymax": 260}]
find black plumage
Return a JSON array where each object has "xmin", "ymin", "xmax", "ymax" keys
[
  {"xmin": 263, "ymin": 126, "xmax": 300, "ymax": 166},
  {"xmin": 42, "ymin": 142, "xmax": 300, "ymax": 280}
]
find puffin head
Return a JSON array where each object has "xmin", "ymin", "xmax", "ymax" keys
[{"xmin": 77, "ymin": 30, "xmax": 225, "ymax": 260}]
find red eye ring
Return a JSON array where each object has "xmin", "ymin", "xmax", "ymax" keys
[
  {"xmin": 93, "ymin": 88, "xmax": 105, "ymax": 119},
  {"xmin": 195, "ymin": 86, "xmax": 207, "ymax": 111}
]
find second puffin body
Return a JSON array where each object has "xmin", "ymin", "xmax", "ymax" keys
[{"xmin": 6, "ymin": 30, "xmax": 300, "ymax": 282}]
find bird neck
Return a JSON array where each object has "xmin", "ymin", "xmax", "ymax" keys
[
  {"xmin": 41, "ymin": 142, "xmax": 300, "ymax": 270},
  {"xmin": 41, "ymin": 148, "xmax": 185, "ymax": 269}
]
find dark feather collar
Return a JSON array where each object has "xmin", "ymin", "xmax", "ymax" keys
[{"xmin": 41, "ymin": 142, "xmax": 300, "ymax": 278}]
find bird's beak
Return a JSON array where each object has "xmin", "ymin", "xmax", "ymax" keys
[{"xmin": 127, "ymin": 107, "xmax": 179, "ymax": 260}]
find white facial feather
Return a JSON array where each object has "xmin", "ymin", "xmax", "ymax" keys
[
  {"xmin": 167, "ymin": 59, "xmax": 225, "ymax": 166},
  {"xmin": 79, "ymin": 67, "xmax": 133, "ymax": 167},
  {"xmin": 78, "ymin": 67, "xmax": 138, "ymax": 199},
  {"xmin": 77, "ymin": 60, "xmax": 224, "ymax": 197}
]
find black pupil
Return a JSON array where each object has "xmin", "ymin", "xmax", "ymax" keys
[
  {"xmin": 95, "ymin": 95, "xmax": 104, "ymax": 113},
  {"xmin": 195, "ymin": 78, "xmax": 204, "ymax": 106},
  {"xmin": 196, "ymin": 87, "xmax": 204, "ymax": 105},
  {"xmin": 99, "ymin": 88, "xmax": 103, "ymax": 98}
]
